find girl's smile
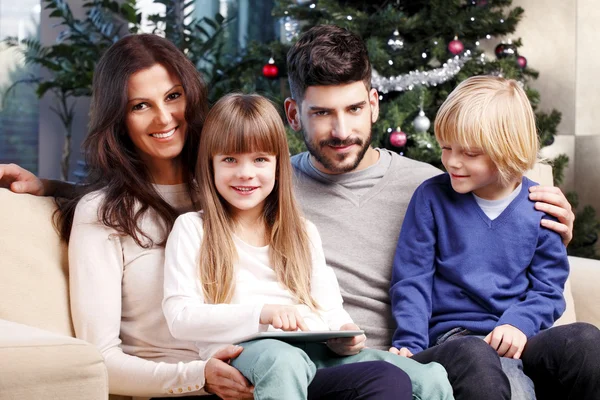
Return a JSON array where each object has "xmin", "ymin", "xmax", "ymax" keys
[
  {"xmin": 213, "ymin": 152, "xmax": 277, "ymax": 219},
  {"xmin": 232, "ymin": 186, "xmax": 260, "ymax": 194}
]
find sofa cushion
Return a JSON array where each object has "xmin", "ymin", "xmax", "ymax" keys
[
  {"xmin": 553, "ymin": 277, "xmax": 576, "ymax": 326},
  {"xmin": 0, "ymin": 319, "xmax": 108, "ymax": 400},
  {"xmin": 568, "ymin": 256, "xmax": 600, "ymax": 327},
  {"xmin": 0, "ymin": 189, "xmax": 73, "ymax": 336}
]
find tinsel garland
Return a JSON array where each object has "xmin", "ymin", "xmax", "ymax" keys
[{"xmin": 372, "ymin": 51, "xmax": 473, "ymax": 93}]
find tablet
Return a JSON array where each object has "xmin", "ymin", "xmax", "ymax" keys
[{"xmin": 235, "ymin": 330, "xmax": 364, "ymax": 344}]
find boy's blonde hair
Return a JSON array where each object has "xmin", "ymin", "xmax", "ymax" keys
[
  {"xmin": 434, "ymin": 75, "xmax": 539, "ymax": 185},
  {"xmin": 196, "ymin": 93, "xmax": 319, "ymax": 310}
]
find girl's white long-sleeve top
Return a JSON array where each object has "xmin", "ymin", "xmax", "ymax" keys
[
  {"xmin": 162, "ymin": 212, "xmax": 354, "ymax": 359},
  {"xmin": 69, "ymin": 185, "xmax": 210, "ymax": 399}
]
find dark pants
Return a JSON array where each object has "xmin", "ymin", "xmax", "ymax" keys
[
  {"xmin": 309, "ymin": 360, "xmax": 411, "ymax": 400},
  {"xmin": 522, "ymin": 322, "xmax": 600, "ymax": 400},
  {"xmin": 152, "ymin": 360, "xmax": 412, "ymax": 400},
  {"xmin": 412, "ymin": 336, "xmax": 511, "ymax": 400}
]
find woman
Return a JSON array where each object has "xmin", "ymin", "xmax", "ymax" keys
[
  {"xmin": 0, "ymin": 34, "xmax": 411, "ymax": 399},
  {"xmin": 58, "ymin": 33, "xmax": 248, "ymax": 399}
]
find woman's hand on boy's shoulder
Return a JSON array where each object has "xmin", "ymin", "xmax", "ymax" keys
[
  {"xmin": 327, "ymin": 323, "xmax": 366, "ymax": 356},
  {"xmin": 0, "ymin": 163, "xmax": 45, "ymax": 195},
  {"xmin": 205, "ymin": 345, "xmax": 254, "ymax": 400},
  {"xmin": 484, "ymin": 324, "xmax": 527, "ymax": 360},
  {"xmin": 529, "ymin": 185, "xmax": 574, "ymax": 246}
]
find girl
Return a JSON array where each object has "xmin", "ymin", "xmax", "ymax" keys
[
  {"xmin": 391, "ymin": 75, "xmax": 600, "ymax": 400},
  {"xmin": 163, "ymin": 93, "xmax": 454, "ymax": 400}
]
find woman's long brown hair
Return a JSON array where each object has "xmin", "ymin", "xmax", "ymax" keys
[
  {"xmin": 197, "ymin": 93, "xmax": 318, "ymax": 309},
  {"xmin": 55, "ymin": 34, "xmax": 208, "ymax": 247}
]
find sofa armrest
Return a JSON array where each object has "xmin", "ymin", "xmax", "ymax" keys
[
  {"xmin": 0, "ymin": 319, "xmax": 108, "ymax": 400},
  {"xmin": 568, "ymin": 256, "xmax": 600, "ymax": 328}
]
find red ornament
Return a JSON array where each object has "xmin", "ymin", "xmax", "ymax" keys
[
  {"xmin": 390, "ymin": 130, "xmax": 407, "ymax": 148},
  {"xmin": 448, "ymin": 37, "xmax": 464, "ymax": 55},
  {"xmin": 517, "ymin": 55, "xmax": 528, "ymax": 69},
  {"xmin": 262, "ymin": 58, "xmax": 279, "ymax": 79}
]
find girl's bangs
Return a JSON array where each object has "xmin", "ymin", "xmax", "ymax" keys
[{"xmin": 212, "ymin": 107, "xmax": 281, "ymax": 156}]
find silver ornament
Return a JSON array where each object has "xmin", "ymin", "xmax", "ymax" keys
[
  {"xmin": 295, "ymin": 0, "xmax": 312, "ymax": 4},
  {"xmin": 387, "ymin": 30, "xmax": 404, "ymax": 51},
  {"xmin": 412, "ymin": 110, "xmax": 431, "ymax": 132},
  {"xmin": 281, "ymin": 16, "xmax": 300, "ymax": 43}
]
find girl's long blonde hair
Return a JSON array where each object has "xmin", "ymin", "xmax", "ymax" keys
[
  {"xmin": 435, "ymin": 75, "xmax": 539, "ymax": 185},
  {"xmin": 196, "ymin": 93, "xmax": 318, "ymax": 309}
]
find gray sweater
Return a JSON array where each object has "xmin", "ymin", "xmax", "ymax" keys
[{"xmin": 292, "ymin": 149, "xmax": 441, "ymax": 349}]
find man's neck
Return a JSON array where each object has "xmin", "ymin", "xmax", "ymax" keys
[{"xmin": 354, "ymin": 146, "xmax": 380, "ymax": 172}]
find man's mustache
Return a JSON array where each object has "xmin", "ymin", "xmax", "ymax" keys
[{"xmin": 319, "ymin": 137, "xmax": 364, "ymax": 147}]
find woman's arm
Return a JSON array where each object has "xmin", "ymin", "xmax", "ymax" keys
[
  {"xmin": 162, "ymin": 214, "xmax": 264, "ymax": 342},
  {"xmin": 69, "ymin": 193, "xmax": 207, "ymax": 397}
]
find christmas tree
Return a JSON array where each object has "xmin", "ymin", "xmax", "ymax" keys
[
  {"xmin": 217, "ymin": 0, "xmax": 598, "ymax": 258},
  {"xmin": 9, "ymin": 0, "xmax": 597, "ymax": 257}
]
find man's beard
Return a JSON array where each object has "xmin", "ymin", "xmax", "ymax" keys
[{"xmin": 304, "ymin": 125, "xmax": 373, "ymax": 174}]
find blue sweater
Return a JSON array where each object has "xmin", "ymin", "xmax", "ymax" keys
[{"xmin": 390, "ymin": 173, "xmax": 569, "ymax": 354}]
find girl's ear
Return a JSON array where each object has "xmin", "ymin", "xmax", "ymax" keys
[{"xmin": 284, "ymin": 98, "xmax": 302, "ymax": 131}]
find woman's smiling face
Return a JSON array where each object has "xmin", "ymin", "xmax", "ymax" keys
[{"xmin": 125, "ymin": 63, "xmax": 188, "ymax": 178}]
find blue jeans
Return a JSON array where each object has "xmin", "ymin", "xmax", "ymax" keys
[
  {"xmin": 499, "ymin": 353, "xmax": 535, "ymax": 399},
  {"xmin": 231, "ymin": 339, "xmax": 453, "ymax": 400}
]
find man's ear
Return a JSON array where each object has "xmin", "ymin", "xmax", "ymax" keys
[
  {"xmin": 369, "ymin": 88, "xmax": 380, "ymax": 124},
  {"xmin": 284, "ymin": 97, "xmax": 302, "ymax": 131}
]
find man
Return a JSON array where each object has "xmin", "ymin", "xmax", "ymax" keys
[{"xmin": 284, "ymin": 24, "xmax": 596, "ymax": 400}]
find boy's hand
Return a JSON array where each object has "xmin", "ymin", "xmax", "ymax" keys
[
  {"xmin": 529, "ymin": 185, "xmax": 574, "ymax": 246},
  {"xmin": 0, "ymin": 164, "xmax": 45, "ymax": 195},
  {"xmin": 388, "ymin": 346, "xmax": 413, "ymax": 358},
  {"xmin": 484, "ymin": 324, "xmax": 527, "ymax": 359},
  {"xmin": 260, "ymin": 304, "xmax": 308, "ymax": 331},
  {"xmin": 327, "ymin": 323, "xmax": 366, "ymax": 355}
]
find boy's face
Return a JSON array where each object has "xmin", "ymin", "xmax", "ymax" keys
[
  {"xmin": 285, "ymin": 81, "xmax": 379, "ymax": 174},
  {"xmin": 440, "ymin": 142, "xmax": 513, "ymax": 200}
]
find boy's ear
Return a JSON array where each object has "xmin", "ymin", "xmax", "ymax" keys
[{"xmin": 284, "ymin": 97, "xmax": 302, "ymax": 131}]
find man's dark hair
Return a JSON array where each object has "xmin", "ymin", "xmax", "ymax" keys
[{"xmin": 286, "ymin": 25, "xmax": 371, "ymax": 102}]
